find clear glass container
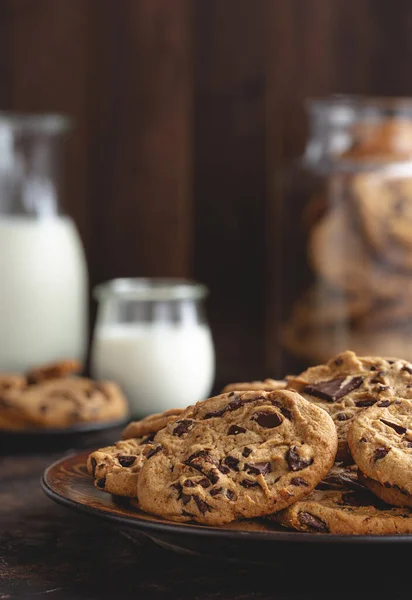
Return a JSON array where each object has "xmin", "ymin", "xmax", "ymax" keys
[
  {"xmin": 91, "ymin": 278, "xmax": 215, "ymax": 417},
  {"xmin": 0, "ymin": 113, "xmax": 88, "ymax": 371},
  {"xmin": 278, "ymin": 96, "xmax": 412, "ymax": 375}
]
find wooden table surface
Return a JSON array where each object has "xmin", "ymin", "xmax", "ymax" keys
[{"xmin": 0, "ymin": 428, "xmax": 410, "ymax": 600}]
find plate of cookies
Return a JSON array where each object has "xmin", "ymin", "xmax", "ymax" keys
[
  {"xmin": 0, "ymin": 359, "xmax": 129, "ymax": 437},
  {"xmin": 42, "ymin": 350, "xmax": 412, "ymax": 562}
]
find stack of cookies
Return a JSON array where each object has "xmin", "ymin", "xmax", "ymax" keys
[
  {"xmin": 284, "ymin": 118, "xmax": 412, "ymax": 364},
  {"xmin": 0, "ymin": 359, "xmax": 128, "ymax": 430},
  {"xmin": 88, "ymin": 350, "xmax": 412, "ymax": 534}
]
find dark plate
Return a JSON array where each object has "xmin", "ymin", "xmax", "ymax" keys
[{"xmin": 41, "ymin": 452, "xmax": 412, "ymax": 564}]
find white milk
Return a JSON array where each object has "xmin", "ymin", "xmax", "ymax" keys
[
  {"xmin": 91, "ymin": 323, "xmax": 215, "ymax": 415},
  {"xmin": 0, "ymin": 216, "xmax": 87, "ymax": 371}
]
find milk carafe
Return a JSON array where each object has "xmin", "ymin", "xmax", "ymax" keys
[{"xmin": 0, "ymin": 114, "xmax": 88, "ymax": 371}]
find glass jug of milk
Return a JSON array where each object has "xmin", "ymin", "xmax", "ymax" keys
[
  {"xmin": 91, "ymin": 279, "xmax": 215, "ymax": 416},
  {"xmin": 0, "ymin": 114, "xmax": 88, "ymax": 371}
]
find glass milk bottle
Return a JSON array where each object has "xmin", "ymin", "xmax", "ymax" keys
[
  {"xmin": 0, "ymin": 114, "xmax": 88, "ymax": 371},
  {"xmin": 91, "ymin": 279, "xmax": 215, "ymax": 416}
]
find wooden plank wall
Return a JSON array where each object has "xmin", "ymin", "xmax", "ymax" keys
[{"xmin": 2, "ymin": 0, "xmax": 412, "ymax": 387}]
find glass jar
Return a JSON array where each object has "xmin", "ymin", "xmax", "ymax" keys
[
  {"xmin": 0, "ymin": 113, "xmax": 88, "ymax": 371},
  {"xmin": 91, "ymin": 278, "xmax": 215, "ymax": 417},
  {"xmin": 278, "ymin": 96, "xmax": 412, "ymax": 375}
]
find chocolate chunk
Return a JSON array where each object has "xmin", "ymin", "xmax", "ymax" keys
[
  {"xmin": 374, "ymin": 446, "xmax": 389, "ymax": 461},
  {"xmin": 359, "ymin": 437, "xmax": 368, "ymax": 443},
  {"xmin": 183, "ymin": 479, "xmax": 196, "ymax": 488},
  {"xmin": 377, "ymin": 385, "xmax": 390, "ymax": 392},
  {"xmin": 227, "ymin": 395, "xmax": 247, "ymax": 412},
  {"xmin": 90, "ymin": 457, "xmax": 97, "ymax": 477},
  {"xmin": 291, "ymin": 477, "xmax": 309, "ymax": 487},
  {"xmin": 171, "ymin": 482, "xmax": 183, "ymax": 498},
  {"xmin": 96, "ymin": 477, "xmax": 106, "ymax": 489},
  {"xmin": 242, "ymin": 447, "xmax": 252, "ymax": 457},
  {"xmin": 228, "ymin": 424, "xmax": 246, "ymax": 435},
  {"xmin": 251, "ymin": 411, "xmax": 282, "ymax": 428},
  {"xmin": 146, "ymin": 445, "xmax": 162, "ymax": 459},
  {"xmin": 198, "ymin": 477, "xmax": 211, "ymax": 488},
  {"xmin": 336, "ymin": 412, "xmax": 349, "ymax": 421},
  {"xmin": 207, "ymin": 469, "xmax": 220, "ymax": 485},
  {"xmin": 186, "ymin": 450, "xmax": 214, "ymax": 464},
  {"xmin": 304, "ymin": 376, "xmax": 364, "ymax": 402},
  {"xmin": 118, "ymin": 455, "xmax": 136, "ymax": 467},
  {"xmin": 334, "ymin": 358, "xmax": 343, "ymax": 366},
  {"xmin": 193, "ymin": 495, "xmax": 210, "ymax": 514},
  {"xmin": 209, "ymin": 487, "xmax": 222, "ymax": 497},
  {"xmin": 240, "ymin": 479, "xmax": 261, "ymax": 488},
  {"xmin": 224, "ymin": 456, "xmax": 239, "ymax": 471},
  {"xmin": 244, "ymin": 462, "xmax": 271, "ymax": 476},
  {"xmin": 340, "ymin": 491, "xmax": 372, "ymax": 507},
  {"xmin": 181, "ymin": 510, "xmax": 194, "ymax": 518},
  {"xmin": 298, "ymin": 512, "xmax": 329, "ymax": 533},
  {"xmin": 377, "ymin": 400, "xmax": 392, "ymax": 407},
  {"xmin": 355, "ymin": 399, "xmax": 377, "ymax": 408},
  {"xmin": 380, "ymin": 419, "xmax": 407, "ymax": 435},
  {"xmin": 173, "ymin": 419, "xmax": 193, "ymax": 437},
  {"xmin": 218, "ymin": 463, "xmax": 230, "ymax": 474},
  {"xmin": 203, "ymin": 407, "xmax": 227, "ymax": 419},
  {"xmin": 226, "ymin": 489, "xmax": 235, "ymax": 500},
  {"xmin": 39, "ymin": 404, "xmax": 48, "ymax": 413},
  {"xmin": 407, "ymin": 442, "xmax": 412, "ymax": 448},
  {"xmin": 370, "ymin": 365, "xmax": 377, "ymax": 371},
  {"xmin": 402, "ymin": 365, "xmax": 412, "ymax": 375},
  {"xmin": 141, "ymin": 432, "xmax": 156, "ymax": 444},
  {"xmin": 181, "ymin": 493, "xmax": 191, "ymax": 505},
  {"xmin": 286, "ymin": 446, "xmax": 314, "ymax": 471}
]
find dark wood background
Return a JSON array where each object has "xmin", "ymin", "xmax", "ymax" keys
[{"xmin": 2, "ymin": 0, "xmax": 412, "ymax": 388}]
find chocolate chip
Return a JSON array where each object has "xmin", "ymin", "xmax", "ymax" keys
[
  {"xmin": 181, "ymin": 493, "xmax": 191, "ymax": 505},
  {"xmin": 91, "ymin": 457, "xmax": 97, "ymax": 477},
  {"xmin": 377, "ymin": 385, "xmax": 390, "ymax": 392},
  {"xmin": 251, "ymin": 411, "xmax": 282, "ymax": 428},
  {"xmin": 359, "ymin": 437, "xmax": 368, "ymax": 443},
  {"xmin": 355, "ymin": 399, "xmax": 377, "ymax": 407},
  {"xmin": 224, "ymin": 456, "xmax": 239, "ymax": 471},
  {"xmin": 181, "ymin": 510, "xmax": 194, "ymax": 517},
  {"xmin": 402, "ymin": 365, "xmax": 412, "ymax": 375},
  {"xmin": 171, "ymin": 482, "xmax": 183, "ymax": 498},
  {"xmin": 340, "ymin": 491, "xmax": 371, "ymax": 507},
  {"xmin": 377, "ymin": 400, "xmax": 392, "ymax": 407},
  {"xmin": 380, "ymin": 419, "xmax": 407, "ymax": 435},
  {"xmin": 39, "ymin": 404, "xmax": 48, "ymax": 413},
  {"xmin": 228, "ymin": 424, "xmax": 246, "ymax": 435},
  {"xmin": 141, "ymin": 432, "xmax": 156, "ymax": 444},
  {"xmin": 203, "ymin": 407, "xmax": 227, "ymax": 419},
  {"xmin": 334, "ymin": 358, "xmax": 343, "ymax": 366},
  {"xmin": 336, "ymin": 412, "xmax": 349, "ymax": 421},
  {"xmin": 146, "ymin": 445, "xmax": 162, "ymax": 459},
  {"xmin": 407, "ymin": 442, "xmax": 412, "ymax": 448},
  {"xmin": 186, "ymin": 450, "xmax": 214, "ymax": 464},
  {"xmin": 226, "ymin": 490, "xmax": 235, "ymax": 500},
  {"xmin": 209, "ymin": 488, "xmax": 222, "ymax": 497},
  {"xmin": 291, "ymin": 477, "xmax": 309, "ymax": 487},
  {"xmin": 218, "ymin": 464, "xmax": 230, "ymax": 474},
  {"xmin": 207, "ymin": 469, "xmax": 220, "ymax": 485},
  {"xmin": 173, "ymin": 419, "xmax": 193, "ymax": 437},
  {"xmin": 96, "ymin": 477, "xmax": 106, "ymax": 489},
  {"xmin": 118, "ymin": 455, "xmax": 136, "ymax": 467},
  {"xmin": 183, "ymin": 479, "xmax": 196, "ymax": 488},
  {"xmin": 370, "ymin": 365, "xmax": 377, "ymax": 371},
  {"xmin": 298, "ymin": 512, "xmax": 329, "ymax": 533},
  {"xmin": 242, "ymin": 447, "xmax": 252, "ymax": 457},
  {"xmin": 374, "ymin": 446, "xmax": 389, "ymax": 461},
  {"xmin": 304, "ymin": 376, "xmax": 364, "ymax": 402},
  {"xmin": 240, "ymin": 479, "xmax": 261, "ymax": 488},
  {"xmin": 227, "ymin": 396, "xmax": 248, "ymax": 412},
  {"xmin": 198, "ymin": 478, "xmax": 211, "ymax": 488},
  {"xmin": 245, "ymin": 462, "xmax": 271, "ymax": 476},
  {"xmin": 193, "ymin": 495, "xmax": 210, "ymax": 514},
  {"xmin": 271, "ymin": 401, "xmax": 292, "ymax": 420},
  {"xmin": 286, "ymin": 446, "xmax": 314, "ymax": 471}
]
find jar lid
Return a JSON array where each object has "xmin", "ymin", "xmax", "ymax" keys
[{"xmin": 94, "ymin": 278, "xmax": 209, "ymax": 302}]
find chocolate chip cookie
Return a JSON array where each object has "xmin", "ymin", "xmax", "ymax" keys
[
  {"xmin": 358, "ymin": 470, "xmax": 412, "ymax": 509},
  {"xmin": 348, "ymin": 397, "xmax": 412, "ymax": 501},
  {"xmin": 87, "ymin": 437, "xmax": 154, "ymax": 497},
  {"xmin": 7, "ymin": 378, "xmax": 128, "ymax": 428},
  {"xmin": 137, "ymin": 390, "xmax": 337, "ymax": 525},
  {"xmin": 26, "ymin": 359, "xmax": 82, "ymax": 384},
  {"xmin": 287, "ymin": 351, "xmax": 412, "ymax": 462},
  {"xmin": 271, "ymin": 485, "xmax": 412, "ymax": 534},
  {"xmin": 121, "ymin": 408, "xmax": 183, "ymax": 440},
  {"xmin": 221, "ymin": 379, "xmax": 286, "ymax": 393}
]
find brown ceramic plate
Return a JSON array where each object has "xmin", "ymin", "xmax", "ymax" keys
[{"xmin": 41, "ymin": 452, "xmax": 412, "ymax": 564}]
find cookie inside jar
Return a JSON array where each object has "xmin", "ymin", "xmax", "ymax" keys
[{"xmin": 278, "ymin": 96, "xmax": 412, "ymax": 375}]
